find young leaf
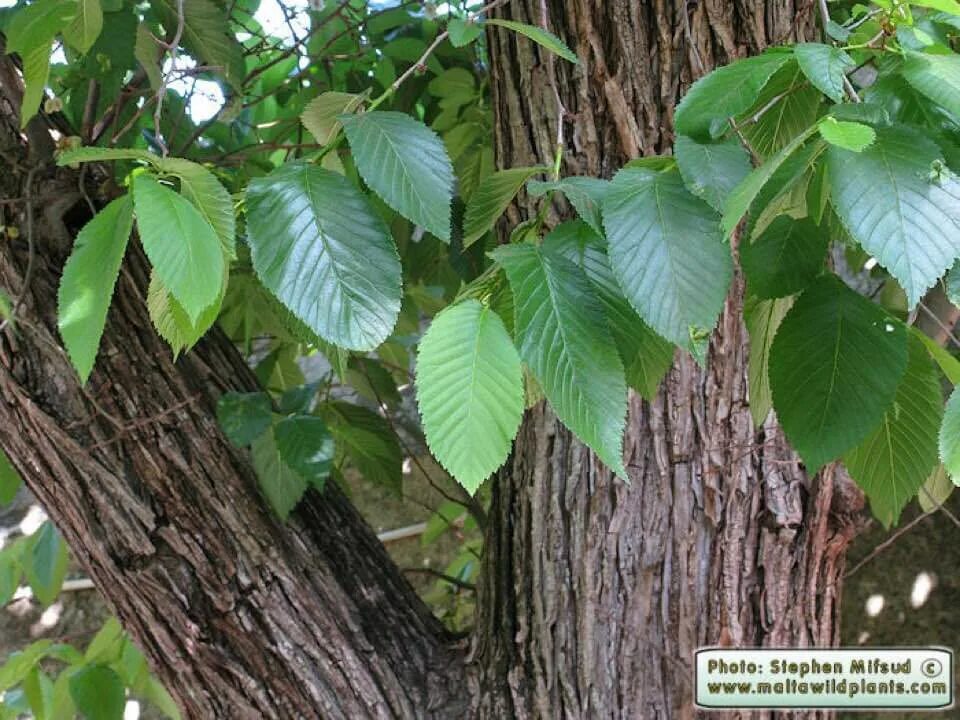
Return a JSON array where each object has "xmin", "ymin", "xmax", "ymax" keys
[
  {"xmin": 745, "ymin": 294, "xmax": 794, "ymax": 426},
  {"xmin": 545, "ymin": 220, "xmax": 674, "ymax": 400},
  {"xmin": 463, "ymin": 166, "xmax": 546, "ymax": 247},
  {"xmin": 493, "ymin": 243, "xmax": 628, "ymax": 477},
  {"xmin": 828, "ymin": 125, "xmax": 960, "ymax": 307},
  {"xmin": 794, "ymin": 43, "xmax": 855, "ymax": 103},
  {"xmin": 416, "ymin": 300, "xmax": 524, "ymax": 493},
  {"xmin": 58, "ymin": 195, "xmax": 133, "ymax": 384},
  {"xmin": 217, "ymin": 392, "xmax": 273, "ymax": 447},
  {"xmin": 769, "ymin": 275, "xmax": 908, "ymax": 471},
  {"xmin": 818, "ymin": 118, "xmax": 875, "ymax": 152},
  {"xmin": 320, "ymin": 402, "xmax": 403, "ymax": 494},
  {"xmin": 340, "ymin": 111, "xmax": 454, "ymax": 241},
  {"xmin": 674, "ymin": 135, "xmax": 752, "ymax": 212},
  {"xmin": 674, "ymin": 51, "xmax": 793, "ymax": 140},
  {"xmin": 919, "ymin": 464, "xmax": 955, "ymax": 512},
  {"xmin": 245, "ymin": 162, "xmax": 402, "ymax": 351},
  {"xmin": 62, "ymin": 0, "xmax": 103, "ymax": 54},
  {"xmin": 740, "ymin": 215, "xmax": 828, "ymax": 298},
  {"xmin": 484, "ymin": 19, "xmax": 578, "ymax": 63},
  {"xmin": 844, "ymin": 336, "xmax": 942, "ymax": 527},
  {"xmin": 274, "ymin": 415, "xmax": 335, "ymax": 490},
  {"xmin": 603, "ymin": 167, "xmax": 732, "ymax": 355},
  {"xmin": 147, "ymin": 271, "xmax": 223, "ymax": 357},
  {"xmin": 901, "ymin": 50, "xmax": 960, "ymax": 119},
  {"xmin": 158, "ymin": 157, "xmax": 236, "ymax": 258},
  {"xmin": 132, "ymin": 174, "xmax": 224, "ymax": 323},
  {"xmin": 23, "ymin": 522, "xmax": 69, "ymax": 607},
  {"xmin": 301, "ymin": 91, "xmax": 364, "ymax": 145},
  {"xmin": 527, "ymin": 176, "xmax": 609, "ymax": 236},
  {"xmin": 56, "ymin": 146, "xmax": 161, "ymax": 167},
  {"xmin": 69, "ymin": 666, "xmax": 125, "ymax": 720},
  {"xmin": 448, "ymin": 17, "xmax": 483, "ymax": 47},
  {"xmin": 251, "ymin": 427, "xmax": 308, "ymax": 519}
]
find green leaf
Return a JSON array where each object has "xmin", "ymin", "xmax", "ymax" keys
[
  {"xmin": 913, "ymin": 326, "xmax": 960, "ymax": 384},
  {"xmin": 674, "ymin": 51, "xmax": 793, "ymax": 140},
  {"xmin": 301, "ymin": 91, "xmax": 364, "ymax": 146},
  {"xmin": 827, "ymin": 125, "xmax": 960, "ymax": 307},
  {"xmin": 153, "ymin": 0, "xmax": 245, "ymax": 89},
  {"xmin": 545, "ymin": 220, "xmax": 674, "ymax": 400},
  {"xmin": 6, "ymin": 0, "xmax": 76, "ymax": 54},
  {"xmin": 741, "ymin": 216, "xmax": 828, "ymax": 298},
  {"xmin": 913, "ymin": 0, "xmax": 960, "ymax": 13},
  {"xmin": 0, "ymin": 450, "xmax": 22, "ymax": 505},
  {"xmin": 134, "ymin": 22, "xmax": 162, "ymax": 90},
  {"xmin": 463, "ymin": 167, "xmax": 546, "ymax": 247},
  {"xmin": 844, "ymin": 335, "xmax": 942, "ymax": 527},
  {"xmin": 745, "ymin": 294, "xmax": 794, "ymax": 426},
  {"xmin": 340, "ymin": 111, "xmax": 454, "ymax": 241},
  {"xmin": 939, "ymin": 384, "xmax": 960, "ymax": 482},
  {"xmin": 674, "ymin": 136, "xmax": 752, "ymax": 212},
  {"xmin": 492, "ymin": 243, "xmax": 628, "ymax": 477},
  {"xmin": 320, "ymin": 402, "xmax": 403, "ymax": 494},
  {"xmin": 245, "ymin": 162, "xmax": 401, "ymax": 351},
  {"xmin": 794, "ymin": 43, "xmax": 855, "ymax": 103},
  {"xmin": 22, "ymin": 667, "xmax": 52, "ymax": 720},
  {"xmin": 769, "ymin": 275, "xmax": 908, "ymax": 471},
  {"xmin": 901, "ymin": 50, "xmax": 960, "ymax": 119},
  {"xmin": 484, "ymin": 19, "xmax": 578, "ymax": 63},
  {"xmin": 84, "ymin": 618, "xmax": 124, "ymax": 664},
  {"xmin": 603, "ymin": 167, "xmax": 732, "ymax": 355},
  {"xmin": 526, "ymin": 176, "xmax": 609, "ymax": 236},
  {"xmin": 56, "ymin": 147, "xmax": 161, "ymax": 167},
  {"xmin": 448, "ymin": 17, "xmax": 483, "ymax": 47},
  {"xmin": 722, "ymin": 124, "xmax": 819, "ymax": 237},
  {"xmin": 23, "ymin": 522, "xmax": 69, "ymax": 607},
  {"xmin": 217, "ymin": 392, "xmax": 272, "ymax": 447},
  {"xmin": 146, "ymin": 271, "xmax": 222, "ymax": 357},
  {"xmin": 0, "ymin": 641, "xmax": 53, "ymax": 692},
  {"xmin": 818, "ymin": 117, "xmax": 876, "ymax": 152},
  {"xmin": 274, "ymin": 415, "xmax": 335, "ymax": 490},
  {"xmin": 62, "ymin": 0, "xmax": 102, "ymax": 53},
  {"xmin": 132, "ymin": 174, "xmax": 224, "ymax": 323},
  {"xmin": 919, "ymin": 465, "xmax": 955, "ymax": 512},
  {"xmin": 157, "ymin": 157, "xmax": 236, "ymax": 258},
  {"xmin": 740, "ymin": 61, "xmax": 823, "ymax": 159},
  {"xmin": 57, "ymin": 196, "xmax": 133, "ymax": 384},
  {"xmin": 18, "ymin": 44, "xmax": 51, "ymax": 128},
  {"xmin": 416, "ymin": 299, "xmax": 523, "ymax": 493},
  {"xmin": 69, "ymin": 666, "xmax": 125, "ymax": 720},
  {"xmin": 250, "ymin": 427, "xmax": 308, "ymax": 519}
]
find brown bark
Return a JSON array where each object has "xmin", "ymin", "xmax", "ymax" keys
[
  {"xmin": 0, "ymin": 52, "xmax": 467, "ymax": 720},
  {"xmin": 471, "ymin": 2, "xmax": 866, "ymax": 718}
]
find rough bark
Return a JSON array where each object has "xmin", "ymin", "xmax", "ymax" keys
[
  {"xmin": 0, "ymin": 52, "xmax": 467, "ymax": 720},
  {"xmin": 471, "ymin": 2, "xmax": 866, "ymax": 718}
]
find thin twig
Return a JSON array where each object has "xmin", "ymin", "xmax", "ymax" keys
[
  {"xmin": 0, "ymin": 165, "xmax": 41, "ymax": 334},
  {"xmin": 918, "ymin": 301, "xmax": 960, "ymax": 350},
  {"xmin": 153, "ymin": 0, "xmax": 186, "ymax": 156},
  {"xmin": 919, "ymin": 485, "xmax": 960, "ymax": 529},
  {"xmin": 845, "ymin": 509, "xmax": 935, "ymax": 578}
]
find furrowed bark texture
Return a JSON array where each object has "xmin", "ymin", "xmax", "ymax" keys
[
  {"xmin": 0, "ymin": 52, "xmax": 467, "ymax": 720},
  {"xmin": 472, "ymin": 2, "xmax": 867, "ymax": 719}
]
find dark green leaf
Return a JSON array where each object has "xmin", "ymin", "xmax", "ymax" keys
[
  {"xmin": 794, "ymin": 43, "xmax": 855, "ymax": 103},
  {"xmin": 448, "ymin": 17, "xmax": 483, "ymax": 47},
  {"xmin": 23, "ymin": 522, "xmax": 69, "ymax": 607},
  {"xmin": 463, "ymin": 166, "xmax": 546, "ymax": 247},
  {"xmin": 484, "ymin": 19, "xmax": 578, "ymax": 63},
  {"xmin": 741, "ymin": 216, "xmax": 828, "ymax": 298},
  {"xmin": 674, "ymin": 136, "xmax": 752, "ymax": 212},
  {"xmin": 274, "ymin": 415, "xmax": 335, "ymax": 490},
  {"xmin": 901, "ymin": 50, "xmax": 960, "ymax": 120},
  {"xmin": 320, "ymin": 402, "xmax": 403, "ymax": 494},
  {"xmin": 250, "ymin": 427, "xmax": 308, "ymax": 519},
  {"xmin": 745, "ymin": 294, "xmax": 794, "ymax": 426},
  {"xmin": 69, "ymin": 665, "xmax": 125, "ymax": 720},
  {"xmin": 527, "ymin": 176, "xmax": 609, "ymax": 236},
  {"xmin": 216, "ymin": 392, "xmax": 272, "ymax": 447}
]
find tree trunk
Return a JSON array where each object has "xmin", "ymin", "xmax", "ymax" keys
[
  {"xmin": 0, "ymin": 54, "xmax": 467, "ymax": 720},
  {"xmin": 470, "ymin": 2, "xmax": 866, "ymax": 718}
]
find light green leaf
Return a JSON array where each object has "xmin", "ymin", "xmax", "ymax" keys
[
  {"xmin": 216, "ymin": 392, "xmax": 272, "ymax": 447},
  {"xmin": 794, "ymin": 43, "xmax": 855, "ymax": 103},
  {"xmin": 341, "ymin": 111, "xmax": 454, "ymax": 241},
  {"xmin": 274, "ymin": 415, "xmax": 335, "ymax": 491},
  {"xmin": 56, "ymin": 147, "xmax": 161, "ymax": 167},
  {"xmin": 147, "ymin": 271, "xmax": 223, "ymax": 357},
  {"xmin": 939, "ymin": 384, "xmax": 960, "ymax": 483},
  {"xmin": 134, "ymin": 22, "xmax": 162, "ymax": 90},
  {"xmin": 913, "ymin": 326, "xmax": 960, "ymax": 384},
  {"xmin": 769, "ymin": 275, "xmax": 908, "ymax": 471},
  {"xmin": 745, "ymin": 294, "xmax": 794, "ymax": 426},
  {"xmin": 818, "ymin": 117, "xmax": 876, "ymax": 151},
  {"xmin": 0, "ymin": 641, "xmax": 53, "ymax": 692},
  {"xmin": 844, "ymin": 335, "xmax": 942, "ymax": 527},
  {"xmin": 913, "ymin": 0, "xmax": 960, "ymax": 13},
  {"xmin": 919, "ymin": 465, "xmax": 955, "ymax": 512},
  {"xmin": 58, "ymin": 196, "xmax": 133, "ymax": 384},
  {"xmin": 545, "ymin": 220, "xmax": 674, "ymax": 400},
  {"xmin": 492, "ymin": 243, "xmax": 628, "ymax": 477},
  {"xmin": 83, "ymin": 618, "xmax": 123, "ymax": 664},
  {"xmin": 0, "ymin": 450, "xmax": 22, "ymax": 506},
  {"xmin": 828, "ymin": 125, "xmax": 960, "ymax": 307},
  {"xmin": 132, "ymin": 174, "xmax": 224, "ymax": 323},
  {"xmin": 463, "ymin": 166, "xmax": 546, "ymax": 247},
  {"xmin": 603, "ymin": 167, "xmax": 732, "ymax": 355},
  {"xmin": 251, "ymin": 427, "xmax": 308, "ymax": 519},
  {"xmin": 674, "ymin": 51, "xmax": 793, "ymax": 140},
  {"xmin": 527, "ymin": 176, "xmax": 609, "ymax": 236},
  {"xmin": 901, "ymin": 51, "xmax": 960, "ymax": 120},
  {"xmin": 484, "ymin": 19, "xmax": 577, "ymax": 63},
  {"xmin": 153, "ymin": 0, "xmax": 245, "ymax": 89},
  {"xmin": 245, "ymin": 162, "xmax": 401, "ymax": 351},
  {"xmin": 416, "ymin": 300, "xmax": 523, "ymax": 493},
  {"xmin": 6, "ymin": 0, "xmax": 75, "ymax": 55},
  {"xmin": 18, "ymin": 43, "xmax": 52, "ymax": 128},
  {"xmin": 722, "ymin": 124, "xmax": 819, "ymax": 237},
  {"xmin": 320, "ymin": 402, "xmax": 402, "ymax": 494},
  {"xmin": 301, "ymin": 91, "xmax": 364, "ymax": 146},
  {"xmin": 157, "ymin": 157, "xmax": 236, "ymax": 258},
  {"xmin": 62, "ymin": 0, "xmax": 102, "ymax": 53},
  {"xmin": 741, "ymin": 215, "xmax": 828, "ymax": 298},
  {"xmin": 947, "ymin": 259, "xmax": 960, "ymax": 306},
  {"xmin": 23, "ymin": 522, "xmax": 69, "ymax": 607},
  {"xmin": 674, "ymin": 136, "xmax": 752, "ymax": 212},
  {"xmin": 448, "ymin": 17, "xmax": 483, "ymax": 47},
  {"xmin": 69, "ymin": 666, "xmax": 125, "ymax": 720}
]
